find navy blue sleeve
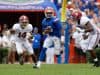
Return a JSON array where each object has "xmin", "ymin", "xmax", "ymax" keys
[
  {"xmin": 53, "ymin": 18, "xmax": 62, "ymax": 30},
  {"xmin": 53, "ymin": 18, "xmax": 62, "ymax": 38},
  {"xmin": 42, "ymin": 18, "xmax": 46, "ymax": 31}
]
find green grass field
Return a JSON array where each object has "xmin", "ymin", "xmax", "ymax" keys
[{"xmin": 0, "ymin": 64, "xmax": 100, "ymax": 75}]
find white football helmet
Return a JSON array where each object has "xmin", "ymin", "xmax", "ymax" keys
[{"xmin": 19, "ymin": 15, "xmax": 29, "ymax": 29}]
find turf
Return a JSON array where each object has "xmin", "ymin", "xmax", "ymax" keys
[{"xmin": 0, "ymin": 64, "xmax": 100, "ymax": 75}]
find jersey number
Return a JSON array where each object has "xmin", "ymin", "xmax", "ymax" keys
[{"xmin": 18, "ymin": 32, "xmax": 26, "ymax": 38}]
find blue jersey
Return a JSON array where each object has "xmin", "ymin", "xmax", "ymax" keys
[
  {"xmin": 32, "ymin": 34, "xmax": 41, "ymax": 49},
  {"xmin": 42, "ymin": 17, "xmax": 62, "ymax": 38}
]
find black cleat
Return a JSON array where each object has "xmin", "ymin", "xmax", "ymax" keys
[
  {"xmin": 33, "ymin": 64, "xmax": 40, "ymax": 69},
  {"xmin": 93, "ymin": 61, "xmax": 100, "ymax": 67},
  {"xmin": 33, "ymin": 65, "xmax": 38, "ymax": 69}
]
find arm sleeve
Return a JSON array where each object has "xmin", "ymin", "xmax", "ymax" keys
[
  {"xmin": 42, "ymin": 19, "xmax": 46, "ymax": 31},
  {"xmin": 27, "ymin": 24, "xmax": 33, "ymax": 32},
  {"xmin": 12, "ymin": 24, "xmax": 17, "ymax": 30},
  {"xmin": 12, "ymin": 24, "xmax": 19, "ymax": 33}
]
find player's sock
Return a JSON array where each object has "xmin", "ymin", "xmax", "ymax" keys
[
  {"xmin": 37, "ymin": 61, "xmax": 41, "ymax": 68},
  {"xmin": 19, "ymin": 54, "xmax": 24, "ymax": 65},
  {"xmin": 94, "ymin": 58, "xmax": 98, "ymax": 62},
  {"xmin": 31, "ymin": 54, "xmax": 37, "ymax": 64}
]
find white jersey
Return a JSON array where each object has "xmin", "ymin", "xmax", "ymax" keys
[
  {"xmin": 80, "ymin": 16, "xmax": 99, "ymax": 34},
  {"xmin": 90, "ymin": 19, "xmax": 100, "ymax": 34},
  {"xmin": 80, "ymin": 16, "xmax": 100, "ymax": 51},
  {"xmin": 12, "ymin": 23, "xmax": 33, "ymax": 41},
  {"xmin": 12, "ymin": 23, "xmax": 34, "ymax": 54}
]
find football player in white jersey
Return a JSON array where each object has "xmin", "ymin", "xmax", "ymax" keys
[
  {"xmin": 10, "ymin": 15, "xmax": 37, "ymax": 65},
  {"xmin": 72, "ymin": 11, "xmax": 100, "ymax": 67}
]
